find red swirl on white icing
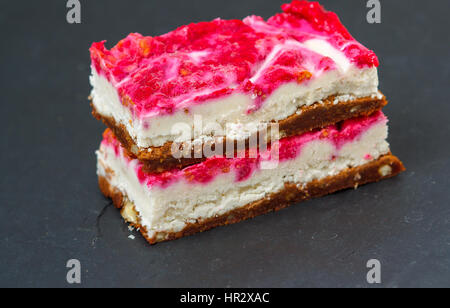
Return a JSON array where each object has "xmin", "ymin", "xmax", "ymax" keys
[
  {"xmin": 90, "ymin": 1, "xmax": 378, "ymax": 118},
  {"xmin": 101, "ymin": 111, "xmax": 386, "ymax": 189}
]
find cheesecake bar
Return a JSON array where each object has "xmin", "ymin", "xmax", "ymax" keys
[
  {"xmin": 96, "ymin": 112, "xmax": 404, "ymax": 244},
  {"xmin": 90, "ymin": 0, "xmax": 386, "ymax": 173}
]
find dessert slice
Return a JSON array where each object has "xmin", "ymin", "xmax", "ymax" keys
[
  {"xmin": 96, "ymin": 112, "xmax": 404, "ymax": 244},
  {"xmin": 90, "ymin": 0, "xmax": 386, "ymax": 173}
]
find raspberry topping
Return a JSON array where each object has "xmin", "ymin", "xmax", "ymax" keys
[
  {"xmin": 102, "ymin": 112, "xmax": 387, "ymax": 189},
  {"xmin": 91, "ymin": 1, "xmax": 378, "ymax": 118}
]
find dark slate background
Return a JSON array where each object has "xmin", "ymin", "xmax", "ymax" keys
[{"xmin": 0, "ymin": 0, "xmax": 449, "ymax": 287}]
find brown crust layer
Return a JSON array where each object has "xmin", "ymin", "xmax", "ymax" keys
[
  {"xmin": 98, "ymin": 154, "xmax": 405, "ymax": 244},
  {"xmin": 92, "ymin": 94, "xmax": 387, "ymax": 173}
]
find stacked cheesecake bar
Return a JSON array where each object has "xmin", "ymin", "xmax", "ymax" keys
[{"xmin": 90, "ymin": 1, "xmax": 404, "ymax": 244}]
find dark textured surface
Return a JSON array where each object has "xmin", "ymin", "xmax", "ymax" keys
[{"xmin": 0, "ymin": 0, "xmax": 449, "ymax": 287}]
